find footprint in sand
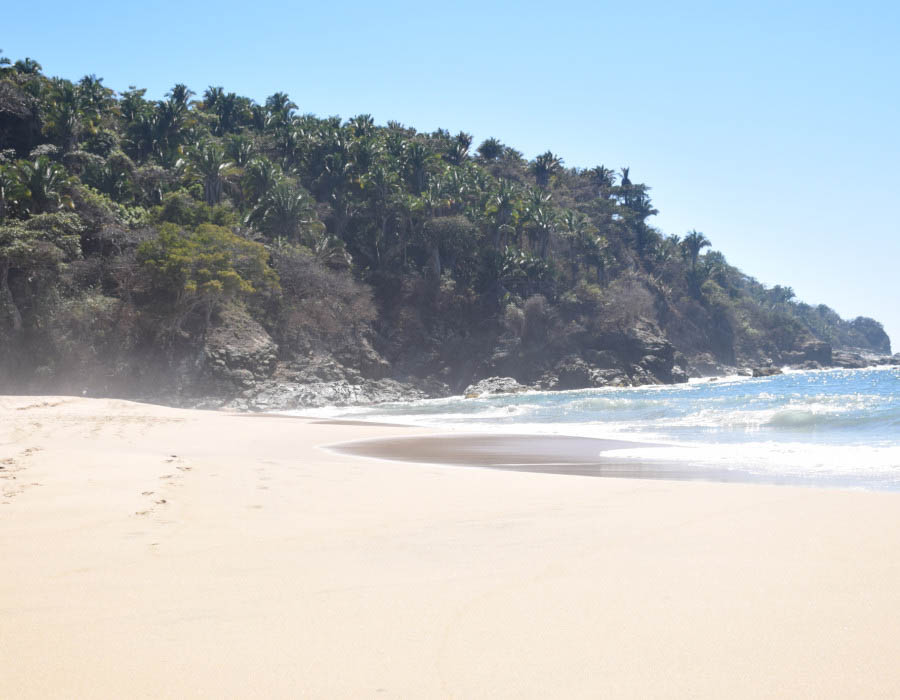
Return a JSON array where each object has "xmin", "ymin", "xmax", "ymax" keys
[
  {"xmin": 164, "ymin": 454, "xmax": 193, "ymax": 472},
  {"xmin": 0, "ymin": 447, "xmax": 43, "ymax": 501}
]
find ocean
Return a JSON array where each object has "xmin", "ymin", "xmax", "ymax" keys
[{"xmin": 302, "ymin": 366, "xmax": 900, "ymax": 490}]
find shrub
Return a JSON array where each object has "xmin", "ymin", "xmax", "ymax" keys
[
  {"xmin": 270, "ymin": 243, "xmax": 376, "ymax": 352},
  {"xmin": 137, "ymin": 223, "xmax": 277, "ymax": 335}
]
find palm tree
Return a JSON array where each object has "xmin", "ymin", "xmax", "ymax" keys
[
  {"xmin": 444, "ymin": 132, "xmax": 472, "ymax": 165},
  {"xmin": 524, "ymin": 188, "xmax": 555, "ymax": 257},
  {"xmin": 360, "ymin": 164, "xmax": 402, "ymax": 268},
  {"xmin": 119, "ymin": 86, "xmax": 149, "ymax": 124},
  {"xmin": 151, "ymin": 84, "xmax": 194, "ymax": 165},
  {"xmin": 203, "ymin": 86, "xmax": 224, "ymax": 110},
  {"xmin": 242, "ymin": 158, "xmax": 281, "ymax": 207},
  {"xmin": 476, "ymin": 138, "xmax": 504, "ymax": 161},
  {"xmin": 249, "ymin": 103, "xmax": 267, "ymax": 132},
  {"xmin": 97, "ymin": 152, "xmax": 136, "ymax": 202},
  {"xmin": 347, "ymin": 114, "xmax": 375, "ymax": 139},
  {"xmin": 246, "ymin": 180, "xmax": 322, "ymax": 244},
  {"xmin": 582, "ymin": 233, "xmax": 609, "ymax": 284},
  {"xmin": 167, "ymin": 84, "xmax": 194, "ymax": 112},
  {"xmin": 402, "ymin": 141, "xmax": 433, "ymax": 195},
  {"xmin": 488, "ymin": 178, "xmax": 520, "ymax": 249},
  {"xmin": 564, "ymin": 211, "xmax": 609, "ymax": 284},
  {"xmin": 0, "ymin": 164, "xmax": 21, "ymax": 221},
  {"xmin": 77, "ymin": 74, "xmax": 113, "ymax": 117},
  {"xmin": 264, "ymin": 92, "xmax": 297, "ymax": 130},
  {"xmin": 213, "ymin": 92, "xmax": 243, "ymax": 135},
  {"xmin": 588, "ymin": 165, "xmax": 616, "ymax": 196},
  {"xmin": 13, "ymin": 57, "xmax": 42, "ymax": 74},
  {"xmin": 681, "ymin": 230, "xmax": 711, "ymax": 271},
  {"xmin": 531, "ymin": 151, "xmax": 562, "ymax": 189},
  {"xmin": 183, "ymin": 142, "xmax": 233, "ymax": 206},
  {"xmin": 47, "ymin": 79, "xmax": 89, "ymax": 152},
  {"xmin": 15, "ymin": 156, "xmax": 72, "ymax": 214},
  {"xmin": 225, "ymin": 133, "xmax": 255, "ymax": 168}
]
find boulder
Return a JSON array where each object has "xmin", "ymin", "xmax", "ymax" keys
[
  {"xmin": 463, "ymin": 376, "xmax": 528, "ymax": 398},
  {"xmin": 752, "ymin": 366, "xmax": 783, "ymax": 378}
]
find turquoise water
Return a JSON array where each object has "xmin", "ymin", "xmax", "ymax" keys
[{"xmin": 306, "ymin": 367, "xmax": 900, "ymax": 490}]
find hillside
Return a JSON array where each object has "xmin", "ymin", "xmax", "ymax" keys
[{"xmin": 0, "ymin": 54, "xmax": 894, "ymax": 408}]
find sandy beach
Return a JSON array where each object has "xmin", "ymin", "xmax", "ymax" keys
[{"xmin": 2, "ymin": 396, "xmax": 899, "ymax": 699}]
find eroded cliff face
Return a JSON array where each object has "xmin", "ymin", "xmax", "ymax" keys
[
  {"xmin": 2, "ymin": 293, "xmax": 894, "ymax": 411},
  {"xmin": 213, "ymin": 312, "xmax": 896, "ymax": 410}
]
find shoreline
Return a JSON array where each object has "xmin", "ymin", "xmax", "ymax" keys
[
  {"xmin": 327, "ymin": 432, "xmax": 754, "ymax": 484},
  {"xmin": 2, "ymin": 396, "xmax": 900, "ymax": 697},
  {"xmin": 327, "ymin": 432, "xmax": 900, "ymax": 491}
]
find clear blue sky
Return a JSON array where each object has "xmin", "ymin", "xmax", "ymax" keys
[{"xmin": 5, "ymin": 0, "xmax": 900, "ymax": 348}]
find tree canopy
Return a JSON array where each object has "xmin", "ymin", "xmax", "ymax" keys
[{"xmin": 0, "ymin": 53, "xmax": 890, "ymax": 394}]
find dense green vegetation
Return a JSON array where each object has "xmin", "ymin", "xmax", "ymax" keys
[{"xmin": 0, "ymin": 53, "xmax": 890, "ymax": 397}]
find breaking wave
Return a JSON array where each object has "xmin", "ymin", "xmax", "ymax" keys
[{"xmin": 299, "ymin": 366, "xmax": 900, "ymax": 489}]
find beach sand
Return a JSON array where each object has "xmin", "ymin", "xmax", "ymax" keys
[{"xmin": 1, "ymin": 396, "xmax": 899, "ymax": 698}]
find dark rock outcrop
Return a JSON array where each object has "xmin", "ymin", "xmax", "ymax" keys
[
  {"xmin": 801, "ymin": 339, "xmax": 832, "ymax": 364},
  {"xmin": 539, "ymin": 356, "xmax": 630, "ymax": 391},
  {"xmin": 335, "ymin": 336, "xmax": 391, "ymax": 380},
  {"xmin": 831, "ymin": 350, "xmax": 868, "ymax": 369},
  {"xmin": 226, "ymin": 377, "xmax": 431, "ymax": 412},
  {"xmin": 201, "ymin": 308, "xmax": 278, "ymax": 392},
  {"xmin": 583, "ymin": 349, "xmax": 625, "ymax": 370},
  {"xmin": 469, "ymin": 318, "xmax": 687, "ymax": 393},
  {"xmin": 612, "ymin": 321, "xmax": 689, "ymax": 385}
]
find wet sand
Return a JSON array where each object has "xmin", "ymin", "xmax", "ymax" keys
[
  {"xmin": 329, "ymin": 433, "xmax": 751, "ymax": 481},
  {"xmin": 2, "ymin": 396, "xmax": 900, "ymax": 698},
  {"xmin": 331, "ymin": 432, "xmax": 886, "ymax": 488}
]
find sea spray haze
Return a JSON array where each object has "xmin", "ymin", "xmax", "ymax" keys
[{"xmin": 307, "ymin": 367, "xmax": 900, "ymax": 490}]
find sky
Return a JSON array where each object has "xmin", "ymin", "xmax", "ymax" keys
[{"xmin": 4, "ymin": 0, "xmax": 900, "ymax": 348}]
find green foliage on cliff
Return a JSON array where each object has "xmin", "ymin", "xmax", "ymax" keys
[{"xmin": 0, "ymin": 53, "xmax": 891, "ymax": 393}]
